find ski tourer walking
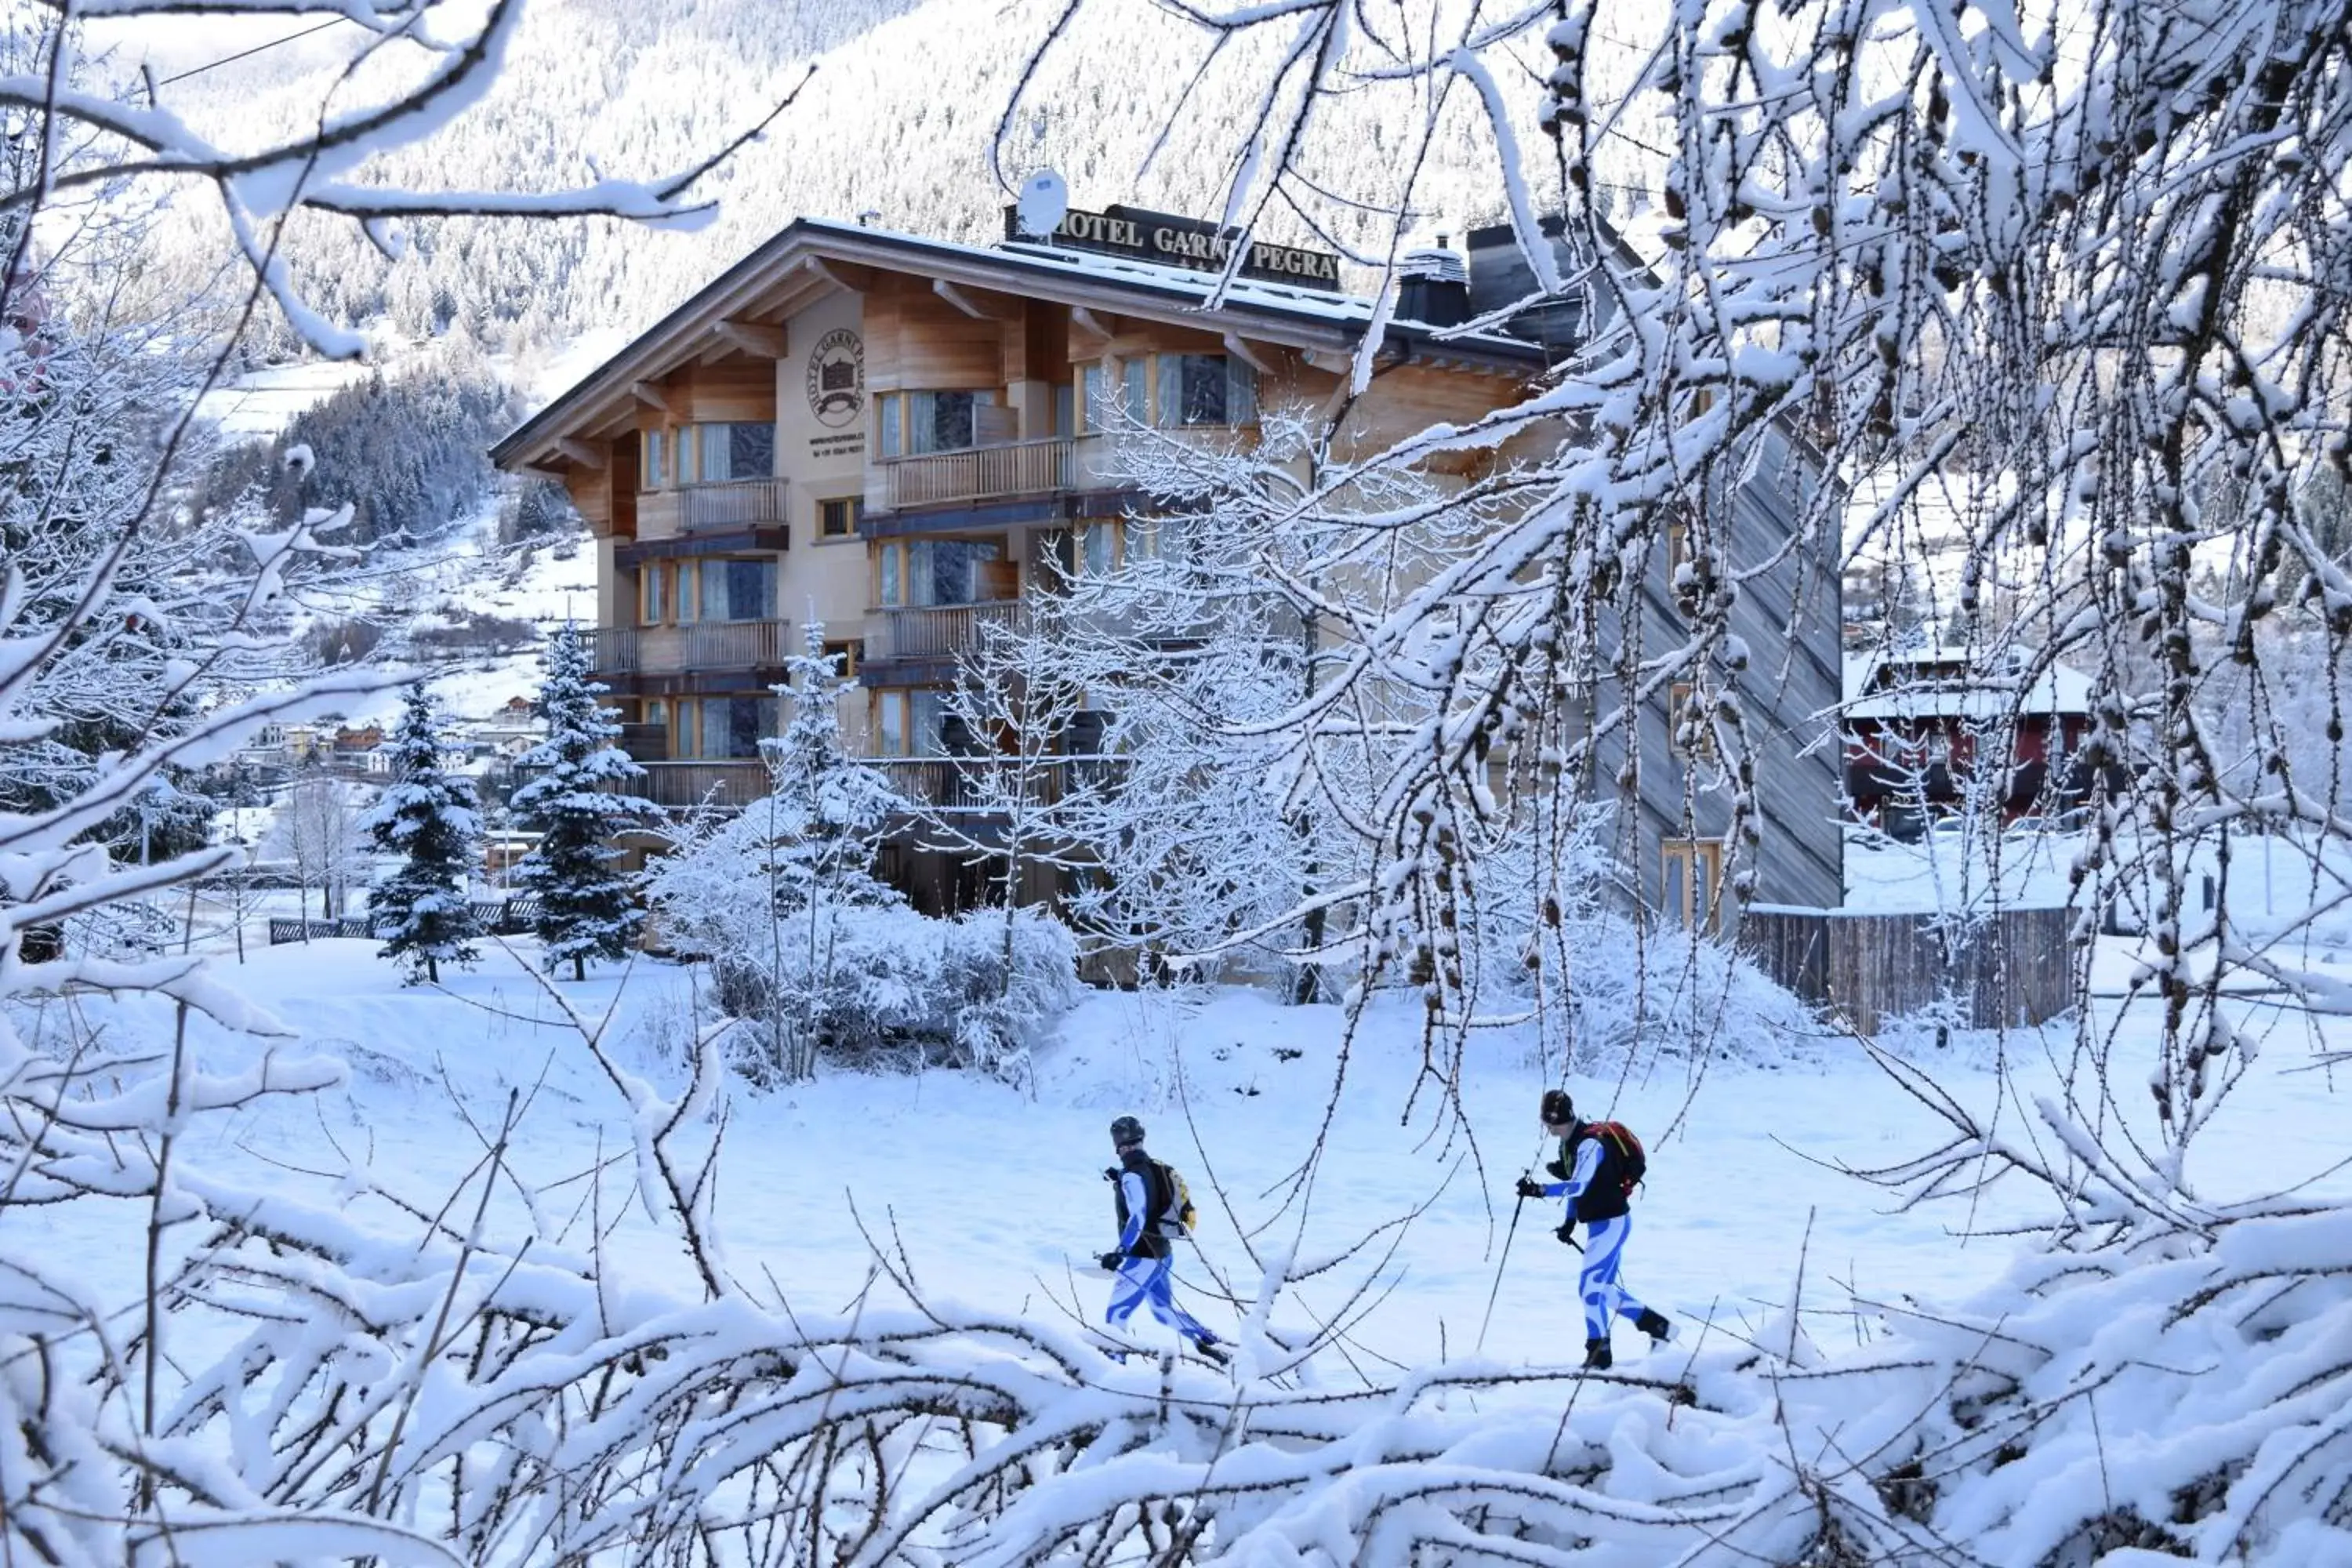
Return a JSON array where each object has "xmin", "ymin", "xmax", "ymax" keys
[
  {"xmin": 1099, "ymin": 1116, "xmax": 1227, "ymax": 1365},
  {"xmin": 1515, "ymin": 1088, "xmax": 1674, "ymax": 1370}
]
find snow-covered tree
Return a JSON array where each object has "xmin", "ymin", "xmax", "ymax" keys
[
  {"xmin": 264, "ymin": 775, "xmax": 370, "ymax": 922},
  {"xmin": 363, "ymin": 685, "xmax": 483, "ymax": 985},
  {"xmin": 648, "ymin": 627, "xmax": 903, "ymax": 1077},
  {"xmin": 510, "ymin": 624, "xmax": 655, "ymax": 978},
  {"xmin": 991, "ymin": 0, "xmax": 2352, "ymax": 1555}
]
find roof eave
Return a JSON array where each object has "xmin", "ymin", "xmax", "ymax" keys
[{"xmin": 491, "ymin": 220, "xmax": 1545, "ymax": 470}]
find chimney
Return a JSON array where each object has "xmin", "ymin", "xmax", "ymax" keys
[
  {"xmin": 1465, "ymin": 219, "xmax": 1588, "ymax": 354},
  {"xmin": 1395, "ymin": 238, "xmax": 1470, "ymax": 327}
]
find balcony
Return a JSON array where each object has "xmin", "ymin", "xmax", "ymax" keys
[
  {"xmin": 639, "ymin": 479, "xmax": 789, "ymax": 541},
  {"xmin": 590, "ymin": 619, "xmax": 793, "ymax": 678},
  {"xmin": 863, "ymin": 601, "xmax": 1026, "ymax": 666},
  {"xmin": 869, "ymin": 755, "xmax": 1124, "ymax": 812},
  {"xmin": 876, "ymin": 437, "xmax": 1075, "ymax": 512},
  {"xmin": 608, "ymin": 755, "xmax": 1120, "ymax": 815},
  {"xmin": 625, "ymin": 760, "xmax": 771, "ymax": 810}
]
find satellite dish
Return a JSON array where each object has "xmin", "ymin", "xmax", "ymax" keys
[{"xmin": 1014, "ymin": 169, "xmax": 1069, "ymax": 239}]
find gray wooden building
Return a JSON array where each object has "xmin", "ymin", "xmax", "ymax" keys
[{"xmin": 1460, "ymin": 220, "xmax": 1846, "ymax": 931}]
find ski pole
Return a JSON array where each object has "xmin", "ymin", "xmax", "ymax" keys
[{"xmin": 1472, "ymin": 1192, "xmax": 1526, "ymax": 1357}]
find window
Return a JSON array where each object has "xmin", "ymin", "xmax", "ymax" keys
[
  {"xmin": 1081, "ymin": 521, "xmax": 1116, "ymax": 577},
  {"xmin": 877, "ymin": 537, "xmax": 1008, "ymax": 607},
  {"xmin": 872, "ymin": 689, "xmax": 949, "ymax": 757},
  {"xmin": 818, "ymin": 496, "xmax": 862, "ymax": 539},
  {"xmin": 914, "ymin": 392, "xmax": 977, "ymax": 453},
  {"xmin": 1660, "ymin": 839, "xmax": 1724, "ymax": 935},
  {"xmin": 877, "ymin": 391, "xmax": 982, "ymax": 456},
  {"xmin": 1155, "ymin": 354, "xmax": 1256, "ymax": 428},
  {"xmin": 1666, "ymin": 521, "xmax": 1693, "ymax": 582},
  {"xmin": 1081, "ymin": 360, "xmax": 1149, "ymax": 430},
  {"xmin": 1668, "ymin": 681, "xmax": 1717, "ymax": 764},
  {"xmin": 823, "ymin": 638, "xmax": 863, "ymax": 679},
  {"xmin": 1054, "ymin": 383, "xmax": 1074, "ymax": 436},
  {"xmin": 640, "ymin": 564, "xmax": 673, "ymax": 625},
  {"xmin": 691, "ymin": 557, "xmax": 775, "ymax": 622},
  {"xmin": 694, "ymin": 422, "xmax": 775, "ymax": 484},
  {"xmin": 689, "ymin": 696, "xmax": 776, "ymax": 760},
  {"xmin": 1125, "ymin": 514, "xmax": 1181, "ymax": 564},
  {"xmin": 643, "ymin": 429, "xmax": 667, "ymax": 490}
]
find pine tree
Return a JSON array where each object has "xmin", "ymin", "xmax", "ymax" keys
[
  {"xmin": 364, "ymin": 685, "xmax": 484, "ymax": 985},
  {"xmin": 761, "ymin": 622, "xmax": 903, "ymax": 906},
  {"xmin": 511, "ymin": 625, "xmax": 655, "ymax": 979}
]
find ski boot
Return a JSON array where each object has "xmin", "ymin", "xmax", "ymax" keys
[
  {"xmin": 1582, "ymin": 1337, "xmax": 1612, "ymax": 1371},
  {"xmin": 1635, "ymin": 1308, "xmax": 1674, "ymax": 1347}
]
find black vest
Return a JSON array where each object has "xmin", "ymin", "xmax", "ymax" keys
[
  {"xmin": 1563, "ymin": 1125, "xmax": 1632, "ymax": 1222},
  {"xmin": 1110, "ymin": 1149, "xmax": 1174, "ymax": 1258}
]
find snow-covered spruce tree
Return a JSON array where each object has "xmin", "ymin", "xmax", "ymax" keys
[
  {"xmin": 510, "ymin": 623, "xmax": 655, "ymax": 978},
  {"xmin": 363, "ymin": 684, "xmax": 483, "ymax": 984}
]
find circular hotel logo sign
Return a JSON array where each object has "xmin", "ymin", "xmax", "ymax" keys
[{"xmin": 807, "ymin": 329, "xmax": 865, "ymax": 428}]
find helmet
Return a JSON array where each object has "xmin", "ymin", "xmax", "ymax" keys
[
  {"xmin": 1540, "ymin": 1089, "xmax": 1573, "ymax": 1128},
  {"xmin": 1109, "ymin": 1116, "xmax": 1145, "ymax": 1149}
]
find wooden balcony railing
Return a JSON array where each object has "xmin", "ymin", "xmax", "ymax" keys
[
  {"xmin": 622, "ymin": 760, "xmax": 771, "ymax": 810},
  {"xmin": 638, "ymin": 479, "xmax": 789, "ymax": 540},
  {"xmin": 877, "ymin": 437, "xmax": 1073, "ymax": 511},
  {"xmin": 590, "ymin": 619, "xmax": 792, "ymax": 676},
  {"xmin": 866, "ymin": 754, "xmax": 1125, "ymax": 811},
  {"xmin": 599, "ymin": 754, "xmax": 1126, "ymax": 815},
  {"xmin": 863, "ymin": 601, "xmax": 1025, "ymax": 664}
]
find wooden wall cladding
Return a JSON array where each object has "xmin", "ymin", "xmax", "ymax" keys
[
  {"xmin": 627, "ymin": 357, "xmax": 778, "ymax": 430},
  {"xmin": 681, "ymin": 356, "xmax": 777, "ymax": 422},
  {"xmin": 564, "ymin": 465, "xmax": 612, "ymax": 532},
  {"xmin": 865, "ymin": 285, "xmax": 1006, "ymax": 390}
]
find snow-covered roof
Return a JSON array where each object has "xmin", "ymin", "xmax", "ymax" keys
[
  {"xmin": 494, "ymin": 216, "xmax": 1548, "ymax": 470},
  {"xmin": 1842, "ymin": 644, "xmax": 2095, "ymax": 720}
]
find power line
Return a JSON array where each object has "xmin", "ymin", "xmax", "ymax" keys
[{"xmin": 155, "ymin": 16, "xmax": 347, "ymax": 87}]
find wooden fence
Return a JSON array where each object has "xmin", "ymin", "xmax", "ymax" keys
[
  {"xmin": 268, "ymin": 897, "xmax": 539, "ymax": 946},
  {"xmin": 1740, "ymin": 905, "xmax": 2081, "ymax": 1035}
]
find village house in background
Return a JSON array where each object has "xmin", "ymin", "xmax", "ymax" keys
[
  {"xmin": 1842, "ymin": 643, "xmax": 2099, "ymax": 840},
  {"xmin": 491, "ymin": 205, "xmax": 1842, "ymax": 931}
]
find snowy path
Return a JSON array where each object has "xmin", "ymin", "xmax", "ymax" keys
[{"xmin": 27, "ymin": 938, "xmax": 2347, "ymax": 1382}]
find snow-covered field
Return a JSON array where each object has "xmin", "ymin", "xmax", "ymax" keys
[{"xmin": 24, "ymin": 935, "xmax": 2347, "ymax": 1377}]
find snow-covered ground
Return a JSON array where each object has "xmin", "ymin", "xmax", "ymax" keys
[
  {"xmin": 20, "ymin": 935, "xmax": 2347, "ymax": 1378},
  {"xmin": 190, "ymin": 359, "xmax": 374, "ymax": 439}
]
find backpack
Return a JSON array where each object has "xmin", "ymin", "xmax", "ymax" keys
[
  {"xmin": 1157, "ymin": 1160, "xmax": 1199, "ymax": 1238},
  {"xmin": 1106, "ymin": 1158, "xmax": 1199, "ymax": 1238},
  {"xmin": 1585, "ymin": 1121, "xmax": 1647, "ymax": 1200}
]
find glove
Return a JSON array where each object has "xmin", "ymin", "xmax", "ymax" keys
[
  {"xmin": 1098, "ymin": 1250, "xmax": 1126, "ymax": 1272},
  {"xmin": 1544, "ymin": 1158, "xmax": 1568, "ymax": 1180},
  {"xmin": 1514, "ymin": 1176, "xmax": 1546, "ymax": 1200},
  {"xmin": 1555, "ymin": 1222, "xmax": 1582, "ymax": 1249}
]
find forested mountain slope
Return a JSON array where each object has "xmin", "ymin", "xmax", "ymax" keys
[{"xmin": 138, "ymin": 0, "xmax": 1655, "ymax": 364}]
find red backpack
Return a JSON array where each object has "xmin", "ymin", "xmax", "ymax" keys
[{"xmin": 1582, "ymin": 1121, "xmax": 1647, "ymax": 1199}]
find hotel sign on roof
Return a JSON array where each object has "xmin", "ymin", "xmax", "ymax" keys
[{"xmin": 1004, "ymin": 202, "xmax": 1344, "ymax": 292}]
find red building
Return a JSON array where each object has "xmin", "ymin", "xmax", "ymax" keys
[{"xmin": 1842, "ymin": 644, "xmax": 2096, "ymax": 837}]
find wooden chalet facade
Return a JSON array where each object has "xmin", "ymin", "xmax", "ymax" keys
[{"xmin": 490, "ymin": 211, "xmax": 1842, "ymax": 929}]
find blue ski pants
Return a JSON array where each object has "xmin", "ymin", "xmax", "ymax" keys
[
  {"xmin": 1578, "ymin": 1213, "xmax": 1655, "ymax": 1341},
  {"xmin": 1105, "ymin": 1253, "xmax": 1217, "ymax": 1347}
]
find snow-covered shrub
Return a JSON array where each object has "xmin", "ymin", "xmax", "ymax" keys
[
  {"xmin": 707, "ymin": 900, "xmax": 1080, "ymax": 1083},
  {"xmin": 648, "ymin": 627, "xmax": 1080, "ymax": 1083}
]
